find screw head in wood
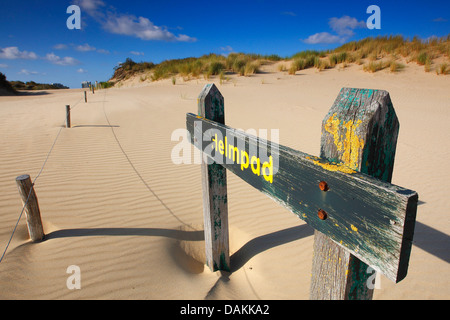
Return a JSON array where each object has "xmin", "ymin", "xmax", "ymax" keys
[
  {"xmin": 318, "ymin": 209, "xmax": 328, "ymax": 220},
  {"xmin": 319, "ymin": 181, "xmax": 329, "ymax": 191}
]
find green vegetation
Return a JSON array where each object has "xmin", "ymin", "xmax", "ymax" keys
[
  {"xmin": 363, "ymin": 61, "xmax": 390, "ymax": 73},
  {"xmin": 389, "ymin": 60, "xmax": 404, "ymax": 73},
  {"xmin": 99, "ymin": 81, "xmax": 114, "ymax": 89},
  {"xmin": 112, "ymin": 58, "xmax": 155, "ymax": 81},
  {"xmin": 337, "ymin": 35, "xmax": 449, "ymax": 73},
  {"xmin": 437, "ymin": 63, "xmax": 448, "ymax": 75},
  {"xmin": 109, "ymin": 34, "xmax": 449, "ymax": 84},
  {"xmin": 9, "ymin": 80, "xmax": 68, "ymax": 90},
  {"xmin": 1, "ymin": 72, "xmax": 69, "ymax": 94},
  {"xmin": 0, "ymin": 72, "xmax": 16, "ymax": 94}
]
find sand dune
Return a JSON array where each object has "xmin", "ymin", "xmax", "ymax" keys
[{"xmin": 0, "ymin": 64, "xmax": 449, "ymax": 299}]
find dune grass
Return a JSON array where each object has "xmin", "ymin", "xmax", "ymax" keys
[
  {"xmin": 437, "ymin": 63, "xmax": 448, "ymax": 75},
  {"xmin": 109, "ymin": 34, "xmax": 449, "ymax": 85}
]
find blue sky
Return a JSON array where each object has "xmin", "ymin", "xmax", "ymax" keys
[{"xmin": 1, "ymin": 0, "xmax": 449, "ymax": 88}]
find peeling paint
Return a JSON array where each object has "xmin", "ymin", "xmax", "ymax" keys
[
  {"xmin": 306, "ymin": 156, "xmax": 356, "ymax": 174},
  {"xmin": 323, "ymin": 113, "xmax": 365, "ymax": 170}
]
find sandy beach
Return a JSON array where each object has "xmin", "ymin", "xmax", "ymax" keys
[{"xmin": 0, "ymin": 62, "xmax": 449, "ymax": 300}]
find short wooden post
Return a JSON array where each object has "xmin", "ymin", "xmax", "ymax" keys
[
  {"xmin": 84, "ymin": 90, "xmax": 87, "ymax": 103},
  {"xmin": 16, "ymin": 175, "xmax": 45, "ymax": 242},
  {"xmin": 198, "ymin": 84, "xmax": 230, "ymax": 272},
  {"xmin": 310, "ymin": 88, "xmax": 400, "ymax": 300},
  {"xmin": 65, "ymin": 105, "xmax": 71, "ymax": 128}
]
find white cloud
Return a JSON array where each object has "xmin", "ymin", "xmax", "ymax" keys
[
  {"xmin": 219, "ymin": 45, "xmax": 234, "ymax": 57},
  {"xmin": 302, "ymin": 15, "xmax": 366, "ymax": 44},
  {"xmin": 0, "ymin": 47, "xmax": 38, "ymax": 60},
  {"xmin": 96, "ymin": 48, "xmax": 110, "ymax": 54},
  {"xmin": 303, "ymin": 32, "xmax": 343, "ymax": 44},
  {"xmin": 76, "ymin": 43, "xmax": 97, "ymax": 52},
  {"xmin": 0, "ymin": 63, "xmax": 8, "ymax": 68},
  {"xmin": 103, "ymin": 14, "xmax": 196, "ymax": 42},
  {"xmin": 220, "ymin": 45, "xmax": 233, "ymax": 52},
  {"xmin": 18, "ymin": 69, "xmax": 39, "ymax": 75},
  {"xmin": 45, "ymin": 53, "xmax": 79, "ymax": 66},
  {"xmin": 75, "ymin": 0, "xmax": 196, "ymax": 42},
  {"xmin": 56, "ymin": 43, "xmax": 110, "ymax": 54},
  {"xmin": 77, "ymin": 68, "xmax": 88, "ymax": 73},
  {"xmin": 329, "ymin": 16, "xmax": 366, "ymax": 37},
  {"xmin": 130, "ymin": 51, "xmax": 145, "ymax": 56},
  {"xmin": 75, "ymin": 0, "xmax": 105, "ymax": 16},
  {"xmin": 53, "ymin": 44, "xmax": 69, "ymax": 50}
]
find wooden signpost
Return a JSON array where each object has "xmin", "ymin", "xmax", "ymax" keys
[
  {"xmin": 189, "ymin": 84, "xmax": 418, "ymax": 299},
  {"xmin": 197, "ymin": 84, "xmax": 230, "ymax": 271}
]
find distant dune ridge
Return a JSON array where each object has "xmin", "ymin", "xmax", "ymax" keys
[
  {"xmin": 0, "ymin": 72, "xmax": 69, "ymax": 95},
  {"xmin": 109, "ymin": 35, "xmax": 449, "ymax": 87}
]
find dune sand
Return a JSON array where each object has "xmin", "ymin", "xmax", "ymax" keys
[{"xmin": 0, "ymin": 63, "xmax": 449, "ymax": 300}]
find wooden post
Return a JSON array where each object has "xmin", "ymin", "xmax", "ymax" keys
[
  {"xmin": 310, "ymin": 88, "xmax": 401, "ymax": 300},
  {"xmin": 84, "ymin": 90, "xmax": 87, "ymax": 103},
  {"xmin": 198, "ymin": 84, "xmax": 230, "ymax": 272},
  {"xmin": 65, "ymin": 105, "xmax": 71, "ymax": 128},
  {"xmin": 16, "ymin": 175, "xmax": 45, "ymax": 242}
]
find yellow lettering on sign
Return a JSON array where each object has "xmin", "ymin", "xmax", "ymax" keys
[
  {"xmin": 218, "ymin": 140, "xmax": 224, "ymax": 155},
  {"xmin": 251, "ymin": 156, "xmax": 260, "ymax": 176},
  {"xmin": 262, "ymin": 156, "xmax": 273, "ymax": 183},
  {"xmin": 241, "ymin": 151, "xmax": 249, "ymax": 171},
  {"xmin": 210, "ymin": 133, "xmax": 274, "ymax": 183}
]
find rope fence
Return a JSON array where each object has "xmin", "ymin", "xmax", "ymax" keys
[
  {"xmin": 0, "ymin": 87, "xmax": 192, "ymax": 264},
  {"xmin": 0, "ymin": 92, "xmax": 86, "ymax": 263}
]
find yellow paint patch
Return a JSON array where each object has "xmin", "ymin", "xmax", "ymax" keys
[
  {"xmin": 323, "ymin": 113, "xmax": 365, "ymax": 170},
  {"xmin": 351, "ymin": 224, "xmax": 358, "ymax": 232},
  {"xmin": 306, "ymin": 156, "xmax": 356, "ymax": 174}
]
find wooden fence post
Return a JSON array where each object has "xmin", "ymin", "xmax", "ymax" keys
[
  {"xmin": 198, "ymin": 84, "xmax": 230, "ymax": 272},
  {"xmin": 16, "ymin": 175, "xmax": 45, "ymax": 242},
  {"xmin": 66, "ymin": 105, "xmax": 71, "ymax": 128},
  {"xmin": 84, "ymin": 90, "xmax": 87, "ymax": 103},
  {"xmin": 310, "ymin": 88, "xmax": 400, "ymax": 300}
]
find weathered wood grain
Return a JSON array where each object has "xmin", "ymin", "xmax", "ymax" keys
[
  {"xmin": 186, "ymin": 106, "xmax": 418, "ymax": 282},
  {"xmin": 310, "ymin": 88, "xmax": 417, "ymax": 299},
  {"xmin": 16, "ymin": 174, "xmax": 45, "ymax": 242},
  {"xmin": 197, "ymin": 84, "xmax": 230, "ymax": 272},
  {"xmin": 66, "ymin": 105, "xmax": 71, "ymax": 128}
]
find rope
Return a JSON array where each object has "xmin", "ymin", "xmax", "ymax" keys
[
  {"xmin": 100, "ymin": 90, "xmax": 194, "ymax": 229},
  {"xmin": 1, "ymin": 89, "xmax": 194, "ymax": 263},
  {"xmin": 0, "ymin": 93, "xmax": 84, "ymax": 263}
]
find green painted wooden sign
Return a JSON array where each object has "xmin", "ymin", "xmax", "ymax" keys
[{"xmin": 186, "ymin": 111, "xmax": 418, "ymax": 283}]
